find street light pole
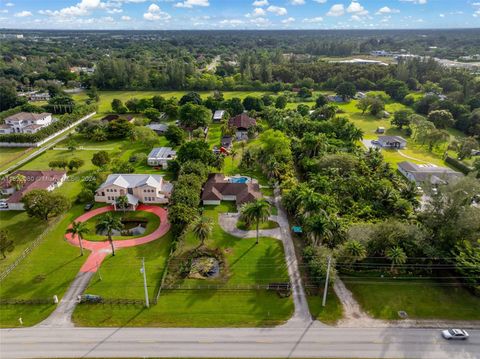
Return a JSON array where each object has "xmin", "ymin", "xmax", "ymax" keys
[
  {"xmin": 322, "ymin": 256, "xmax": 332, "ymax": 307},
  {"xmin": 141, "ymin": 257, "xmax": 149, "ymax": 308}
]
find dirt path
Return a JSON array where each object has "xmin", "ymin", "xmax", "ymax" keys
[{"xmin": 397, "ymin": 150, "xmax": 435, "ymax": 165}]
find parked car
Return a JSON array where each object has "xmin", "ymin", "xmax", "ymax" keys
[
  {"xmin": 81, "ymin": 294, "xmax": 103, "ymax": 303},
  {"xmin": 84, "ymin": 203, "xmax": 95, "ymax": 211},
  {"xmin": 0, "ymin": 200, "xmax": 8, "ymax": 209},
  {"xmin": 442, "ymin": 329, "xmax": 469, "ymax": 340},
  {"xmin": 371, "ymin": 140, "xmax": 380, "ymax": 145}
]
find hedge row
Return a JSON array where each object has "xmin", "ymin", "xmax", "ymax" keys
[
  {"xmin": 444, "ymin": 155, "xmax": 472, "ymax": 175},
  {"xmin": 0, "ymin": 104, "xmax": 96, "ymax": 143}
]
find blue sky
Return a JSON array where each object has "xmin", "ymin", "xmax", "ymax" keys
[{"xmin": 0, "ymin": 0, "xmax": 479, "ymax": 30}]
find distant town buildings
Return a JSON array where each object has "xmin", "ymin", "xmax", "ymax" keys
[{"xmin": 0, "ymin": 112, "xmax": 53, "ymax": 134}]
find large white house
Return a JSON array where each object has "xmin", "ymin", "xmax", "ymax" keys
[
  {"xmin": 0, "ymin": 112, "xmax": 53, "ymax": 134},
  {"xmin": 94, "ymin": 174, "xmax": 173, "ymax": 209},
  {"xmin": 397, "ymin": 162, "xmax": 463, "ymax": 186}
]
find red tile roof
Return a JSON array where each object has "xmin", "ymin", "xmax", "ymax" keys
[
  {"xmin": 228, "ymin": 113, "xmax": 256, "ymax": 130},
  {"xmin": 201, "ymin": 173, "xmax": 262, "ymax": 205},
  {"xmin": 1, "ymin": 170, "xmax": 66, "ymax": 204}
]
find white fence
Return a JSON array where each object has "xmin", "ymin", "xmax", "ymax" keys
[{"xmin": 0, "ymin": 112, "xmax": 96, "ymax": 148}]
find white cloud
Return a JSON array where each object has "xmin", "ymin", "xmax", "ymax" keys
[
  {"xmin": 144, "ymin": 3, "xmax": 171, "ymax": 20},
  {"xmin": 303, "ymin": 16, "xmax": 323, "ymax": 23},
  {"xmin": 376, "ymin": 6, "xmax": 399, "ymax": 15},
  {"xmin": 267, "ymin": 5, "xmax": 287, "ymax": 16},
  {"xmin": 0, "ymin": 9, "xmax": 8, "ymax": 13},
  {"xmin": 174, "ymin": 0, "xmax": 209, "ymax": 8},
  {"xmin": 107, "ymin": 8, "xmax": 123, "ymax": 13},
  {"xmin": 246, "ymin": 7, "xmax": 266, "ymax": 17},
  {"xmin": 400, "ymin": 0, "xmax": 427, "ymax": 4},
  {"xmin": 289, "ymin": 0, "xmax": 305, "ymax": 5},
  {"xmin": 14, "ymin": 10, "xmax": 32, "ymax": 17},
  {"xmin": 121, "ymin": 15, "xmax": 131, "ymax": 20},
  {"xmin": 282, "ymin": 16, "xmax": 295, "ymax": 23},
  {"xmin": 5, "ymin": 2, "xmax": 14, "ymax": 7},
  {"xmin": 439, "ymin": 13, "xmax": 445, "ymax": 18},
  {"xmin": 326, "ymin": 4, "xmax": 344, "ymax": 16},
  {"xmin": 220, "ymin": 19, "xmax": 243, "ymax": 25},
  {"xmin": 250, "ymin": 16, "xmax": 270, "ymax": 26},
  {"xmin": 39, "ymin": 0, "xmax": 102, "ymax": 17},
  {"xmin": 346, "ymin": 1, "xmax": 368, "ymax": 15},
  {"xmin": 313, "ymin": 0, "xmax": 327, "ymax": 3},
  {"xmin": 252, "ymin": 0, "xmax": 268, "ymax": 6}
]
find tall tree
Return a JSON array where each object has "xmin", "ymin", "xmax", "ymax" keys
[
  {"xmin": 240, "ymin": 199, "xmax": 271, "ymax": 245},
  {"xmin": 386, "ymin": 246, "xmax": 407, "ymax": 273},
  {"xmin": 191, "ymin": 216, "xmax": 213, "ymax": 247},
  {"xmin": 0, "ymin": 230, "xmax": 14, "ymax": 259},
  {"xmin": 96, "ymin": 213, "xmax": 124, "ymax": 256},
  {"xmin": 66, "ymin": 221, "xmax": 90, "ymax": 256}
]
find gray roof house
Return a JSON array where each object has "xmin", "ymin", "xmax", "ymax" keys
[
  {"xmin": 213, "ymin": 110, "xmax": 226, "ymax": 122},
  {"xmin": 147, "ymin": 147, "xmax": 176, "ymax": 169},
  {"xmin": 147, "ymin": 123, "xmax": 168, "ymax": 134},
  {"xmin": 94, "ymin": 174, "xmax": 173, "ymax": 208},
  {"xmin": 378, "ymin": 136, "xmax": 407, "ymax": 149},
  {"xmin": 397, "ymin": 161, "xmax": 463, "ymax": 186}
]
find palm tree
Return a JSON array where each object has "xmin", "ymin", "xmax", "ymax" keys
[
  {"xmin": 386, "ymin": 246, "xmax": 407, "ymax": 273},
  {"xmin": 342, "ymin": 240, "xmax": 367, "ymax": 263},
  {"xmin": 191, "ymin": 216, "xmax": 213, "ymax": 247},
  {"xmin": 9, "ymin": 174, "xmax": 26, "ymax": 191},
  {"xmin": 240, "ymin": 199, "xmax": 271, "ymax": 245},
  {"xmin": 66, "ymin": 221, "xmax": 90, "ymax": 256},
  {"xmin": 304, "ymin": 213, "xmax": 333, "ymax": 247},
  {"xmin": 96, "ymin": 213, "xmax": 123, "ymax": 256},
  {"xmin": 116, "ymin": 195, "xmax": 129, "ymax": 213}
]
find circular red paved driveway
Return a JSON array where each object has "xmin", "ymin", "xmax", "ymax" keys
[{"xmin": 65, "ymin": 204, "xmax": 170, "ymax": 273}]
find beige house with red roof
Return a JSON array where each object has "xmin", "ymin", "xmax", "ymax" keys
[
  {"xmin": 0, "ymin": 170, "xmax": 67, "ymax": 210},
  {"xmin": 0, "ymin": 112, "xmax": 53, "ymax": 134}
]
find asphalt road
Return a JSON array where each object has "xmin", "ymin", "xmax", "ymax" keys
[{"xmin": 1, "ymin": 326, "xmax": 479, "ymax": 359}]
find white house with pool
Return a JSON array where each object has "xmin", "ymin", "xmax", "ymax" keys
[
  {"xmin": 95, "ymin": 174, "xmax": 173, "ymax": 209},
  {"xmin": 201, "ymin": 174, "xmax": 262, "ymax": 206}
]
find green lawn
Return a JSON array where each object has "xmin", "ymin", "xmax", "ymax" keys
[
  {"xmin": 0, "ymin": 147, "xmax": 33, "ymax": 170},
  {"xmin": 73, "ymin": 202, "xmax": 294, "ymax": 327},
  {"xmin": 206, "ymin": 122, "xmax": 223, "ymax": 149},
  {"xmin": 0, "ymin": 205, "xmax": 88, "ymax": 327},
  {"xmin": 236, "ymin": 219, "xmax": 279, "ymax": 231},
  {"xmin": 306, "ymin": 288, "xmax": 344, "ymax": 325},
  {"xmin": 0, "ymin": 211, "xmax": 48, "ymax": 272},
  {"xmin": 344, "ymin": 278, "xmax": 480, "ymax": 320},
  {"xmin": 82, "ymin": 210, "xmax": 161, "ymax": 241}
]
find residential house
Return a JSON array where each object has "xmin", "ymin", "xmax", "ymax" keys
[
  {"xmin": 377, "ymin": 136, "xmax": 407, "ymax": 149},
  {"xmin": 221, "ymin": 136, "xmax": 233, "ymax": 150},
  {"xmin": 212, "ymin": 110, "xmax": 226, "ymax": 122},
  {"xmin": 0, "ymin": 112, "xmax": 53, "ymax": 134},
  {"xmin": 94, "ymin": 174, "xmax": 173, "ymax": 209},
  {"xmin": 201, "ymin": 174, "xmax": 262, "ymax": 206},
  {"xmin": 147, "ymin": 147, "xmax": 177, "ymax": 169},
  {"xmin": 355, "ymin": 92, "xmax": 367, "ymax": 99},
  {"xmin": 327, "ymin": 95, "xmax": 346, "ymax": 103},
  {"xmin": 147, "ymin": 123, "xmax": 168, "ymax": 135},
  {"xmin": 228, "ymin": 113, "xmax": 256, "ymax": 140},
  {"xmin": 0, "ymin": 170, "xmax": 67, "ymax": 210},
  {"xmin": 398, "ymin": 161, "xmax": 463, "ymax": 186}
]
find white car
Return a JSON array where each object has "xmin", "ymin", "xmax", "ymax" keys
[{"xmin": 442, "ymin": 329, "xmax": 469, "ymax": 340}]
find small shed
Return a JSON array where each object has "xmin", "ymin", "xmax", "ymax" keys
[{"xmin": 376, "ymin": 127, "xmax": 385, "ymax": 134}]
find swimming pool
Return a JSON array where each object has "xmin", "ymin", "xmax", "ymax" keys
[{"xmin": 229, "ymin": 176, "xmax": 249, "ymax": 184}]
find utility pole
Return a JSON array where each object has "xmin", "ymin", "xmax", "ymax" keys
[
  {"xmin": 141, "ymin": 257, "xmax": 149, "ymax": 308},
  {"xmin": 322, "ymin": 256, "xmax": 332, "ymax": 307}
]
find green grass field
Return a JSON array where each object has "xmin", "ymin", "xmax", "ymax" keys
[
  {"xmin": 236, "ymin": 219, "xmax": 279, "ymax": 231},
  {"xmin": 0, "ymin": 147, "xmax": 34, "ymax": 170},
  {"xmin": 73, "ymin": 202, "xmax": 294, "ymax": 327},
  {"xmin": 345, "ymin": 278, "xmax": 480, "ymax": 320},
  {"xmin": 306, "ymin": 288, "xmax": 344, "ymax": 325},
  {"xmin": 0, "ymin": 205, "xmax": 88, "ymax": 327}
]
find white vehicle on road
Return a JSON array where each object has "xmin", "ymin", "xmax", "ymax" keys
[{"xmin": 442, "ymin": 329, "xmax": 469, "ymax": 340}]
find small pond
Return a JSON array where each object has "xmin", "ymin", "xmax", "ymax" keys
[
  {"xmin": 96, "ymin": 219, "xmax": 147, "ymax": 236},
  {"xmin": 189, "ymin": 257, "xmax": 220, "ymax": 279}
]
